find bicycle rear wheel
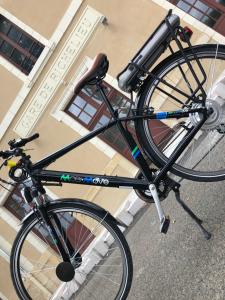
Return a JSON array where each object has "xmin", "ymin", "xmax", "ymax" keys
[
  {"xmin": 10, "ymin": 200, "xmax": 132, "ymax": 300},
  {"xmin": 135, "ymin": 44, "xmax": 225, "ymax": 181}
]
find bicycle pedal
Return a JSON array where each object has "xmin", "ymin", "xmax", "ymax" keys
[{"xmin": 160, "ymin": 216, "xmax": 170, "ymax": 234}]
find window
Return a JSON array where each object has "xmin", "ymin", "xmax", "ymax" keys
[
  {"xmin": 65, "ymin": 82, "xmax": 171, "ymax": 163},
  {"xmin": 168, "ymin": 0, "xmax": 225, "ymax": 36},
  {"xmin": 0, "ymin": 15, "xmax": 44, "ymax": 74}
]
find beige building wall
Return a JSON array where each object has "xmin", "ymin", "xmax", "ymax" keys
[
  {"xmin": 0, "ymin": 66, "xmax": 23, "ymax": 122},
  {"xmin": 0, "ymin": 213, "xmax": 18, "ymax": 299},
  {"xmin": 0, "ymin": 257, "xmax": 17, "ymax": 299},
  {"xmin": 1, "ymin": 0, "xmax": 72, "ymax": 39}
]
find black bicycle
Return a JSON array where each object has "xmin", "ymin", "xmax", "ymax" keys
[{"xmin": 1, "ymin": 10, "xmax": 225, "ymax": 300}]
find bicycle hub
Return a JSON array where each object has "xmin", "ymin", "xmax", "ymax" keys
[{"xmin": 56, "ymin": 262, "xmax": 75, "ymax": 282}]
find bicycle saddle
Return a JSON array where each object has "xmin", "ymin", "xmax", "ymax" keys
[{"xmin": 74, "ymin": 53, "xmax": 109, "ymax": 95}]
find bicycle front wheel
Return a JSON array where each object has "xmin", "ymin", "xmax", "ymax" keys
[
  {"xmin": 10, "ymin": 200, "xmax": 133, "ymax": 300},
  {"xmin": 135, "ymin": 44, "xmax": 225, "ymax": 181}
]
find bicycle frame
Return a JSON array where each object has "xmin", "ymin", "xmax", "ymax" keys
[
  {"xmin": 14, "ymin": 82, "xmax": 207, "ymax": 262},
  {"xmin": 30, "ymin": 82, "xmax": 208, "ymax": 190}
]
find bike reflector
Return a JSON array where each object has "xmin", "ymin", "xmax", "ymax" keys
[{"xmin": 179, "ymin": 26, "xmax": 193, "ymax": 42}]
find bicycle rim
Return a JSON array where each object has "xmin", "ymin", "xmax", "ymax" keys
[
  {"xmin": 10, "ymin": 201, "xmax": 132, "ymax": 300},
  {"xmin": 136, "ymin": 44, "xmax": 225, "ymax": 181}
]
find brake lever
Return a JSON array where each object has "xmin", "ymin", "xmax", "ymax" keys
[{"xmin": 0, "ymin": 150, "xmax": 14, "ymax": 159}]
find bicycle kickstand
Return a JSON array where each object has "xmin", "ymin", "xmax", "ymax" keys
[{"xmin": 173, "ymin": 184, "xmax": 211, "ymax": 240}]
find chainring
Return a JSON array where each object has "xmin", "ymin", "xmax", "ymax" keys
[{"xmin": 134, "ymin": 168, "xmax": 172, "ymax": 203}]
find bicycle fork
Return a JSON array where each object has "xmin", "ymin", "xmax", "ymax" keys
[
  {"xmin": 29, "ymin": 190, "xmax": 74, "ymax": 262},
  {"xmin": 149, "ymin": 184, "xmax": 170, "ymax": 233}
]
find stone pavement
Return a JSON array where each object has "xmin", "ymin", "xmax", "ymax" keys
[{"xmin": 126, "ymin": 177, "xmax": 225, "ymax": 300}]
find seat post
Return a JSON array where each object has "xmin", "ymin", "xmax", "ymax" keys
[{"xmin": 97, "ymin": 81, "xmax": 118, "ymax": 119}]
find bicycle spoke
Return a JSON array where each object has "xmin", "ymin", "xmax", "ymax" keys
[
  {"xmin": 12, "ymin": 205, "xmax": 130, "ymax": 300},
  {"xmin": 140, "ymin": 46, "xmax": 225, "ymax": 179},
  {"xmin": 208, "ymin": 44, "xmax": 219, "ymax": 98}
]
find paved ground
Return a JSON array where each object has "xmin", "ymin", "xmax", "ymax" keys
[{"xmin": 125, "ymin": 177, "xmax": 225, "ymax": 300}]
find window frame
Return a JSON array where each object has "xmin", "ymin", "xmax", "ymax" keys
[
  {"xmin": 65, "ymin": 81, "xmax": 137, "ymax": 162},
  {"xmin": 0, "ymin": 15, "xmax": 44, "ymax": 75},
  {"xmin": 169, "ymin": 0, "xmax": 225, "ymax": 35},
  {"xmin": 65, "ymin": 81, "xmax": 173, "ymax": 163}
]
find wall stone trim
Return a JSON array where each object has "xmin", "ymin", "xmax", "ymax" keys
[{"xmin": 14, "ymin": 6, "xmax": 105, "ymax": 137}]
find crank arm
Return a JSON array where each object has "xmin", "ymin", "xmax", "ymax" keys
[{"xmin": 149, "ymin": 184, "xmax": 170, "ymax": 234}]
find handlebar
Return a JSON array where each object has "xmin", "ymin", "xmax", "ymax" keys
[{"xmin": 0, "ymin": 133, "xmax": 39, "ymax": 159}]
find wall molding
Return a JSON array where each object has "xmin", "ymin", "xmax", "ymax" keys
[
  {"xmin": 14, "ymin": 6, "xmax": 104, "ymax": 137},
  {"xmin": 0, "ymin": 0, "xmax": 83, "ymax": 141}
]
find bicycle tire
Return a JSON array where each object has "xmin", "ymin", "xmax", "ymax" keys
[
  {"xmin": 10, "ymin": 199, "xmax": 133, "ymax": 300},
  {"xmin": 135, "ymin": 44, "xmax": 225, "ymax": 182}
]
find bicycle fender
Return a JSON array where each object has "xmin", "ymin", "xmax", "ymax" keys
[
  {"xmin": 58, "ymin": 198, "xmax": 126, "ymax": 228},
  {"xmin": 21, "ymin": 210, "xmax": 34, "ymax": 225},
  {"xmin": 21, "ymin": 198, "xmax": 125, "ymax": 228}
]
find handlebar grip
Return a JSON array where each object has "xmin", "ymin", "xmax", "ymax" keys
[
  {"xmin": 26, "ymin": 133, "xmax": 39, "ymax": 142},
  {"xmin": 8, "ymin": 133, "xmax": 40, "ymax": 149}
]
